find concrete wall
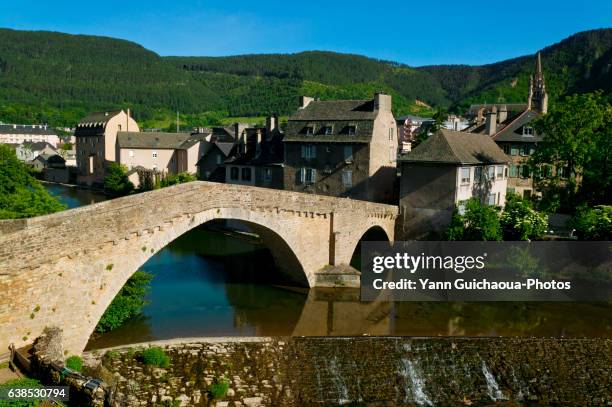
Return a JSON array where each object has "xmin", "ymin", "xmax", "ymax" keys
[{"xmin": 0, "ymin": 182, "xmax": 397, "ymax": 355}]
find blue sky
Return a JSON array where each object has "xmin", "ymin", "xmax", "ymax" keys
[{"xmin": 1, "ymin": 0, "xmax": 610, "ymax": 66}]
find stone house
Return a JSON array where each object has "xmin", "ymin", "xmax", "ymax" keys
[
  {"xmin": 283, "ymin": 93, "xmax": 398, "ymax": 203},
  {"xmin": 116, "ymin": 131, "xmax": 210, "ymax": 187},
  {"xmin": 74, "ymin": 110, "xmax": 139, "ymax": 186},
  {"xmin": 398, "ymin": 129, "xmax": 509, "ymax": 238},
  {"xmin": 197, "ymin": 141, "xmax": 235, "ymax": 182},
  {"xmin": 225, "ymin": 117, "xmax": 284, "ymax": 189},
  {"xmin": 465, "ymin": 52, "xmax": 548, "ymax": 198},
  {"xmin": 15, "ymin": 141, "xmax": 57, "ymax": 162}
]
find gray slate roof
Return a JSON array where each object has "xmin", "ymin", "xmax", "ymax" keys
[
  {"xmin": 117, "ymin": 132, "xmax": 207, "ymax": 150},
  {"xmin": 0, "ymin": 124, "xmax": 56, "ymax": 135},
  {"xmin": 493, "ymin": 110, "xmax": 543, "ymax": 142},
  {"xmin": 21, "ymin": 141, "xmax": 57, "ymax": 152},
  {"xmin": 400, "ymin": 129, "xmax": 509, "ymax": 165},
  {"xmin": 78, "ymin": 110, "xmax": 124, "ymax": 126},
  {"xmin": 289, "ymin": 99, "xmax": 377, "ymax": 121}
]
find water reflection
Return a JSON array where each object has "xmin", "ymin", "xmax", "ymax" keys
[{"xmin": 41, "ymin": 184, "xmax": 611, "ymax": 350}]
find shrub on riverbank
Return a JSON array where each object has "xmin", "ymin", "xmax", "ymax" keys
[
  {"xmin": 208, "ymin": 377, "xmax": 230, "ymax": 399},
  {"xmin": 96, "ymin": 270, "xmax": 153, "ymax": 333},
  {"xmin": 141, "ymin": 347, "xmax": 170, "ymax": 368}
]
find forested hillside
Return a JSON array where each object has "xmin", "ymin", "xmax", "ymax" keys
[{"xmin": 0, "ymin": 27, "xmax": 610, "ymax": 128}]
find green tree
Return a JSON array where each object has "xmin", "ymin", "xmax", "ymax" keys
[
  {"xmin": 160, "ymin": 172, "xmax": 197, "ymax": 187},
  {"xmin": 104, "ymin": 162, "xmax": 134, "ymax": 197},
  {"xmin": 531, "ymin": 92, "xmax": 611, "ymax": 210},
  {"xmin": 0, "ymin": 145, "xmax": 65, "ymax": 219},
  {"xmin": 569, "ymin": 205, "xmax": 612, "ymax": 240},
  {"xmin": 500, "ymin": 193, "xmax": 548, "ymax": 241},
  {"xmin": 447, "ymin": 199, "xmax": 502, "ymax": 241},
  {"xmin": 96, "ymin": 271, "xmax": 153, "ymax": 333}
]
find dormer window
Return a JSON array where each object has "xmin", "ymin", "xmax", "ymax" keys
[
  {"xmin": 323, "ymin": 126, "xmax": 333, "ymax": 135},
  {"xmin": 347, "ymin": 125, "xmax": 356, "ymax": 136},
  {"xmin": 305, "ymin": 126, "xmax": 314, "ymax": 136},
  {"xmin": 523, "ymin": 126, "xmax": 534, "ymax": 136}
]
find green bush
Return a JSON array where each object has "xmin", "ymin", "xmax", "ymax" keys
[
  {"xmin": 447, "ymin": 199, "xmax": 502, "ymax": 241},
  {"xmin": 0, "ymin": 378, "xmax": 41, "ymax": 407},
  {"xmin": 65, "ymin": 355, "xmax": 83, "ymax": 372},
  {"xmin": 501, "ymin": 193, "xmax": 548, "ymax": 241},
  {"xmin": 208, "ymin": 377, "xmax": 230, "ymax": 400},
  {"xmin": 160, "ymin": 172, "xmax": 197, "ymax": 188},
  {"xmin": 104, "ymin": 162, "xmax": 134, "ymax": 197},
  {"xmin": 141, "ymin": 347, "xmax": 170, "ymax": 368},
  {"xmin": 570, "ymin": 205, "xmax": 612, "ymax": 240},
  {"xmin": 96, "ymin": 270, "xmax": 153, "ymax": 333}
]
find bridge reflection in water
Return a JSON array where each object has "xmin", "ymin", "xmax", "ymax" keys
[{"xmin": 86, "ymin": 225, "xmax": 612, "ymax": 350}]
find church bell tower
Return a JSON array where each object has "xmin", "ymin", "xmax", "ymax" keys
[{"xmin": 527, "ymin": 52, "xmax": 548, "ymax": 114}]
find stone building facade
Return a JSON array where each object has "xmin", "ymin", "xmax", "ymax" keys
[
  {"xmin": 75, "ymin": 110, "xmax": 139, "ymax": 186},
  {"xmin": 398, "ymin": 129, "xmax": 509, "ymax": 238},
  {"xmin": 283, "ymin": 93, "xmax": 398, "ymax": 203}
]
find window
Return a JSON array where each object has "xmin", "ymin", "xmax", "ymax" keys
[
  {"xmin": 343, "ymin": 146, "xmax": 353, "ymax": 162},
  {"xmin": 389, "ymin": 128, "xmax": 394, "ymax": 140},
  {"xmin": 520, "ymin": 165, "xmax": 531, "ymax": 178},
  {"xmin": 522, "ymin": 126, "xmax": 534, "ymax": 136},
  {"xmin": 503, "ymin": 145, "xmax": 510, "ymax": 154},
  {"xmin": 230, "ymin": 167, "xmax": 239, "ymax": 180},
  {"xmin": 474, "ymin": 166, "xmax": 483, "ymax": 182},
  {"xmin": 487, "ymin": 194, "xmax": 496, "ymax": 206},
  {"xmin": 487, "ymin": 166, "xmax": 495, "ymax": 179},
  {"xmin": 301, "ymin": 144, "xmax": 316, "ymax": 159},
  {"xmin": 510, "ymin": 146, "xmax": 519, "ymax": 156},
  {"xmin": 347, "ymin": 125, "xmax": 356, "ymax": 136},
  {"xmin": 509, "ymin": 165, "xmax": 519, "ymax": 178},
  {"xmin": 118, "ymin": 124, "xmax": 122, "ymax": 131},
  {"xmin": 129, "ymin": 150, "xmax": 134, "ymax": 158},
  {"xmin": 263, "ymin": 168, "xmax": 272, "ymax": 182},
  {"xmin": 496, "ymin": 165, "xmax": 504, "ymax": 180},
  {"xmin": 152, "ymin": 151, "xmax": 158, "ymax": 158},
  {"xmin": 241, "ymin": 167, "xmax": 252, "ymax": 181},
  {"xmin": 298, "ymin": 168, "xmax": 317, "ymax": 184},
  {"xmin": 507, "ymin": 187, "xmax": 515, "ymax": 194},
  {"xmin": 323, "ymin": 126, "xmax": 333, "ymax": 135},
  {"xmin": 305, "ymin": 126, "xmax": 314, "ymax": 136},
  {"xmin": 460, "ymin": 167, "xmax": 471, "ymax": 184},
  {"xmin": 342, "ymin": 170, "xmax": 353, "ymax": 187},
  {"xmin": 520, "ymin": 145, "xmax": 531, "ymax": 156},
  {"xmin": 216, "ymin": 154, "xmax": 222, "ymax": 165},
  {"xmin": 504, "ymin": 167, "xmax": 508, "ymax": 178}
]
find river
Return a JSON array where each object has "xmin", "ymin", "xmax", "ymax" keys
[{"xmin": 43, "ymin": 183, "xmax": 612, "ymax": 350}]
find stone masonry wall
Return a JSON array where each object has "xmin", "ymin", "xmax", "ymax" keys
[{"xmin": 0, "ymin": 182, "xmax": 397, "ymax": 356}]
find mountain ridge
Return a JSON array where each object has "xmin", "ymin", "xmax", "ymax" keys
[{"xmin": 0, "ymin": 27, "xmax": 610, "ymax": 127}]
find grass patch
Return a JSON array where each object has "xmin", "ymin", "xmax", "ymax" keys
[
  {"xmin": 65, "ymin": 355, "xmax": 83, "ymax": 372},
  {"xmin": 208, "ymin": 377, "xmax": 230, "ymax": 400},
  {"xmin": 140, "ymin": 347, "xmax": 170, "ymax": 368}
]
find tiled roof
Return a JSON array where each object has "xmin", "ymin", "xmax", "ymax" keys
[
  {"xmin": 284, "ymin": 120, "xmax": 374, "ymax": 143},
  {"xmin": 78, "ymin": 110, "xmax": 124, "ymax": 126},
  {"xmin": 492, "ymin": 110, "xmax": 543, "ymax": 142},
  {"xmin": 117, "ymin": 132, "xmax": 208, "ymax": 149},
  {"xmin": 0, "ymin": 124, "xmax": 56, "ymax": 135},
  {"xmin": 289, "ymin": 99, "xmax": 377, "ymax": 121},
  {"xmin": 20, "ymin": 141, "xmax": 57, "ymax": 152},
  {"xmin": 215, "ymin": 141, "xmax": 235, "ymax": 157},
  {"xmin": 399, "ymin": 129, "xmax": 509, "ymax": 165}
]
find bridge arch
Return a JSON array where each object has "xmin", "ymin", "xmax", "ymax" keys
[{"xmin": 0, "ymin": 182, "xmax": 398, "ymax": 355}]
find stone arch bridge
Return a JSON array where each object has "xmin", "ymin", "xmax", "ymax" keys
[{"xmin": 0, "ymin": 182, "xmax": 397, "ymax": 355}]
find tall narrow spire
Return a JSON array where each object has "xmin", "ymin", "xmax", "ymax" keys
[{"xmin": 529, "ymin": 52, "xmax": 548, "ymax": 114}]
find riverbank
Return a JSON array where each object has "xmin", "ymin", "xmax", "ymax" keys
[{"xmin": 83, "ymin": 336, "xmax": 611, "ymax": 406}]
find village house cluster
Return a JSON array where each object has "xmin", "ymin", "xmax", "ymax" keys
[{"xmin": 0, "ymin": 53, "xmax": 552, "ymax": 237}]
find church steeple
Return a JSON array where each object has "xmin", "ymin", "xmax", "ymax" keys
[{"xmin": 528, "ymin": 51, "xmax": 548, "ymax": 114}]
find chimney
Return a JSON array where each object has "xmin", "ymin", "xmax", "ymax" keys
[
  {"xmin": 299, "ymin": 96, "xmax": 314, "ymax": 109},
  {"xmin": 126, "ymin": 108, "xmax": 130, "ymax": 132},
  {"xmin": 255, "ymin": 129, "xmax": 263, "ymax": 154},
  {"xmin": 485, "ymin": 107, "xmax": 497, "ymax": 136},
  {"xmin": 266, "ymin": 116, "xmax": 278, "ymax": 134},
  {"xmin": 374, "ymin": 92, "xmax": 392, "ymax": 112},
  {"xmin": 498, "ymin": 105, "xmax": 507, "ymax": 123}
]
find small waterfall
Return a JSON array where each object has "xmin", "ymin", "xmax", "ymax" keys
[
  {"xmin": 481, "ymin": 361, "xmax": 506, "ymax": 401},
  {"xmin": 398, "ymin": 358, "xmax": 433, "ymax": 406},
  {"xmin": 327, "ymin": 356, "xmax": 350, "ymax": 405}
]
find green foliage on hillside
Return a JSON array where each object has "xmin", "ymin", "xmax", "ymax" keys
[
  {"xmin": 0, "ymin": 28, "xmax": 610, "ymax": 127},
  {"xmin": 0, "ymin": 145, "xmax": 66, "ymax": 219}
]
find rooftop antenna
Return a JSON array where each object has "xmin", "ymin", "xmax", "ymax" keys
[{"xmin": 176, "ymin": 110, "xmax": 180, "ymax": 133}]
